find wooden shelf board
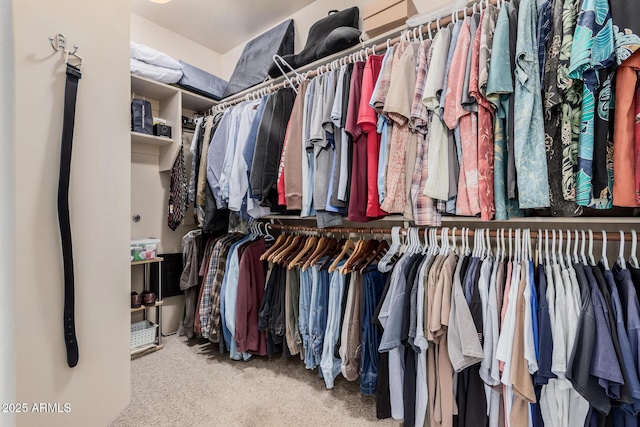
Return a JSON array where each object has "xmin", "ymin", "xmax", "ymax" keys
[
  {"xmin": 131, "ymin": 257, "xmax": 164, "ymax": 266},
  {"xmin": 130, "ymin": 300, "xmax": 164, "ymax": 313},
  {"xmin": 131, "ymin": 131, "xmax": 173, "ymax": 146},
  {"xmin": 131, "ymin": 343, "xmax": 164, "ymax": 359}
]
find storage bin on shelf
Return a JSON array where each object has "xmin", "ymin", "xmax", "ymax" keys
[{"xmin": 131, "ymin": 320, "xmax": 158, "ymax": 348}]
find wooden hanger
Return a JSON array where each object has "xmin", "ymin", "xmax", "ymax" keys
[
  {"xmin": 359, "ymin": 240, "xmax": 389, "ymax": 272},
  {"xmin": 279, "ymin": 235, "xmax": 308, "ymax": 265},
  {"xmin": 302, "ymin": 236, "xmax": 335, "ymax": 271},
  {"xmin": 328, "ymin": 239, "xmax": 356, "ymax": 273},
  {"xmin": 260, "ymin": 232, "xmax": 287, "ymax": 261},
  {"xmin": 288, "ymin": 236, "xmax": 319, "ymax": 269},
  {"xmin": 273, "ymin": 234, "xmax": 304, "ymax": 264},
  {"xmin": 319, "ymin": 238, "xmax": 347, "ymax": 271},
  {"xmin": 344, "ymin": 239, "xmax": 378, "ymax": 274},
  {"xmin": 340, "ymin": 238, "xmax": 365, "ymax": 274},
  {"xmin": 267, "ymin": 233, "xmax": 294, "ymax": 262}
]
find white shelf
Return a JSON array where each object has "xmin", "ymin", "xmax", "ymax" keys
[
  {"xmin": 131, "ymin": 74, "xmax": 217, "ymax": 113},
  {"xmin": 182, "ymin": 90, "xmax": 217, "ymax": 112},
  {"xmin": 131, "ymin": 75, "xmax": 179, "ymax": 100},
  {"xmin": 131, "ymin": 132, "xmax": 172, "ymax": 146}
]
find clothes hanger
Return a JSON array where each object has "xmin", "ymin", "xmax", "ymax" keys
[
  {"xmin": 551, "ymin": 229, "xmax": 557, "ymax": 266},
  {"xmin": 537, "ymin": 229, "xmax": 543, "ymax": 267},
  {"xmin": 261, "ymin": 232, "xmax": 288, "ymax": 261},
  {"xmin": 270, "ymin": 232, "xmax": 297, "ymax": 264},
  {"xmin": 601, "ymin": 231, "xmax": 610, "ymax": 270},
  {"xmin": 281, "ymin": 233, "xmax": 311, "ymax": 265},
  {"xmin": 415, "ymin": 228, "xmax": 425, "ymax": 254},
  {"xmin": 442, "ymin": 228, "xmax": 450, "ymax": 255},
  {"xmin": 588, "ymin": 229, "xmax": 596, "ymax": 266},
  {"xmin": 580, "ymin": 230, "xmax": 587, "ymax": 265},
  {"xmin": 328, "ymin": 236, "xmax": 356, "ymax": 273},
  {"xmin": 359, "ymin": 236, "xmax": 389, "ymax": 272},
  {"xmin": 264, "ymin": 223, "xmax": 275, "ymax": 242},
  {"xmin": 527, "ymin": 229, "xmax": 533, "ymax": 263},
  {"xmin": 288, "ymin": 235, "xmax": 318, "ymax": 269},
  {"xmin": 301, "ymin": 234, "xmax": 330, "ymax": 270},
  {"xmin": 429, "ymin": 228, "xmax": 437, "ymax": 256},
  {"xmin": 379, "ymin": 226, "xmax": 401, "ymax": 270},
  {"xmin": 573, "ymin": 230, "xmax": 579, "ymax": 264},
  {"xmin": 471, "ymin": 229, "xmax": 476, "ymax": 258},
  {"xmin": 558, "ymin": 229, "xmax": 566, "ymax": 269},
  {"xmin": 565, "ymin": 230, "xmax": 572, "ymax": 267},
  {"xmin": 421, "ymin": 228, "xmax": 430, "ymax": 255},
  {"xmin": 466, "ymin": 227, "xmax": 471, "ymax": 256},
  {"xmin": 343, "ymin": 237, "xmax": 373, "ymax": 274},
  {"xmin": 451, "ymin": 227, "xmax": 458, "ymax": 255},
  {"xmin": 618, "ymin": 230, "xmax": 627, "ymax": 269},
  {"xmin": 544, "ymin": 229, "xmax": 550, "ymax": 266},
  {"xmin": 631, "ymin": 230, "xmax": 639, "ymax": 269},
  {"xmin": 319, "ymin": 235, "xmax": 346, "ymax": 271},
  {"xmin": 272, "ymin": 230, "xmax": 305, "ymax": 264},
  {"xmin": 508, "ymin": 228, "xmax": 512, "ymax": 261}
]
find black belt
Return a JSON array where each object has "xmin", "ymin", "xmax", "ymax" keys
[{"xmin": 58, "ymin": 64, "xmax": 81, "ymax": 368}]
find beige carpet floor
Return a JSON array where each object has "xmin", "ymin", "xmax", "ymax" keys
[{"xmin": 110, "ymin": 335, "xmax": 402, "ymax": 427}]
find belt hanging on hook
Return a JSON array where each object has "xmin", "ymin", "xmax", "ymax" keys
[{"xmin": 50, "ymin": 33, "xmax": 83, "ymax": 368}]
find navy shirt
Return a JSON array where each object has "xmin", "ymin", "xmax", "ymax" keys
[{"xmin": 567, "ymin": 263, "xmax": 612, "ymax": 414}]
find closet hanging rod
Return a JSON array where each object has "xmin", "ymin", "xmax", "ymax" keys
[
  {"xmin": 262, "ymin": 223, "xmax": 636, "ymax": 242},
  {"xmin": 215, "ymin": 0, "xmax": 498, "ymax": 111}
]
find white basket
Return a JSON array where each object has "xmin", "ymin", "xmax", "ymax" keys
[{"xmin": 131, "ymin": 320, "xmax": 158, "ymax": 349}]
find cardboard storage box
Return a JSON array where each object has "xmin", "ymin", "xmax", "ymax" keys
[
  {"xmin": 363, "ymin": 0, "xmax": 418, "ymax": 37},
  {"xmin": 131, "ymin": 238, "xmax": 160, "ymax": 262}
]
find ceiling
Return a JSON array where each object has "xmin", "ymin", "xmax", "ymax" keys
[{"xmin": 131, "ymin": 0, "xmax": 316, "ymax": 54}]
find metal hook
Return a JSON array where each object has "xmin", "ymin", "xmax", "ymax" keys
[{"xmin": 49, "ymin": 33, "xmax": 66, "ymax": 52}]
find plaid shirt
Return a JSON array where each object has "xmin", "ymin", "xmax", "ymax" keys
[
  {"xmin": 411, "ymin": 131, "xmax": 442, "ymax": 226},
  {"xmin": 199, "ymin": 234, "xmax": 240, "ymax": 340},
  {"xmin": 194, "ymin": 236, "xmax": 223, "ymax": 334},
  {"xmin": 410, "ymin": 40, "xmax": 433, "ymax": 133}
]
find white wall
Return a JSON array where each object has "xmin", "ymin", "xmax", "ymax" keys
[
  {"xmin": 131, "ymin": 13, "xmax": 224, "ymax": 78},
  {"xmin": 0, "ymin": 0, "xmax": 15, "ymax": 425},
  {"xmin": 217, "ymin": 0, "xmax": 448, "ymax": 81},
  {"xmin": 12, "ymin": 0, "xmax": 131, "ymax": 426}
]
